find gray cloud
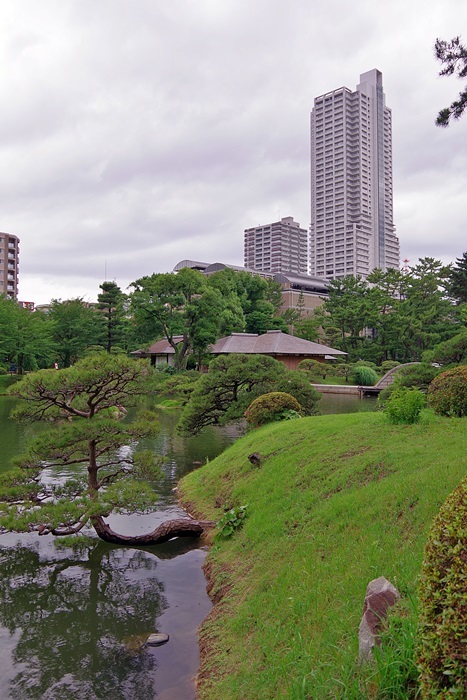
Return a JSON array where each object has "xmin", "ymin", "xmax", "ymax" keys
[{"xmin": 0, "ymin": 0, "xmax": 466, "ymax": 303}]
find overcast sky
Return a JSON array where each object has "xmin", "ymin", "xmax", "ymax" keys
[{"xmin": 1, "ymin": 0, "xmax": 466, "ymax": 304}]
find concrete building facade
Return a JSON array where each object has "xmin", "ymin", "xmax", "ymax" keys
[
  {"xmin": 244, "ymin": 216, "xmax": 308, "ymax": 275},
  {"xmin": 0, "ymin": 233, "xmax": 19, "ymax": 299},
  {"xmin": 310, "ymin": 69, "xmax": 400, "ymax": 280}
]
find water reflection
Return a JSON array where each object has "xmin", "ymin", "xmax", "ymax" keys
[
  {"xmin": 318, "ymin": 392, "xmax": 377, "ymax": 414},
  {"xmin": 0, "ymin": 401, "xmax": 238, "ymax": 700},
  {"xmin": 0, "ymin": 539, "xmax": 167, "ymax": 699}
]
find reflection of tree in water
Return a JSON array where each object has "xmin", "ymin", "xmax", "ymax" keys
[{"xmin": 0, "ymin": 541, "xmax": 168, "ymax": 699}]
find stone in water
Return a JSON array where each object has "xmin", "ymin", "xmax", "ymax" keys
[{"xmin": 146, "ymin": 632, "xmax": 169, "ymax": 647}]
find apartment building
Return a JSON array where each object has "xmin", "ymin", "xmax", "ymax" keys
[
  {"xmin": 244, "ymin": 216, "xmax": 308, "ymax": 275},
  {"xmin": 310, "ymin": 69, "xmax": 400, "ymax": 279},
  {"xmin": 0, "ymin": 233, "xmax": 19, "ymax": 299}
]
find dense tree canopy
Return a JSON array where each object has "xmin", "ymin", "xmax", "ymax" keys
[
  {"xmin": 447, "ymin": 251, "xmax": 467, "ymax": 304},
  {"xmin": 321, "ymin": 258, "xmax": 456, "ymax": 363},
  {"xmin": 130, "ymin": 267, "xmax": 225, "ymax": 370},
  {"xmin": 0, "ymin": 295, "xmax": 54, "ymax": 373},
  {"xmin": 434, "ymin": 36, "xmax": 467, "ymax": 127},
  {"xmin": 47, "ymin": 298, "xmax": 106, "ymax": 367}
]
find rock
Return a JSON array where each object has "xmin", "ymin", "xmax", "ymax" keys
[
  {"xmin": 248, "ymin": 452, "xmax": 262, "ymax": 467},
  {"xmin": 146, "ymin": 632, "xmax": 170, "ymax": 647},
  {"xmin": 358, "ymin": 576, "xmax": 400, "ymax": 662}
]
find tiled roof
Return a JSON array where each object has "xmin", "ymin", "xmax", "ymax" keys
[
  {"xmin": 211, "ymin": 330, "xmax": 345, "ymax": 356},
  {"xmin": 133, "ymin": 331, "xmax": 346, "ymax": 358}
]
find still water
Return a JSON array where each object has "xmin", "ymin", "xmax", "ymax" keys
[
  {"xmin": 0, "ymin": 396, "xmax": 239, "ymax": 700},
  {"xmin": 0, "ymin": 389, "xmax": 376, "ymax": 700}
]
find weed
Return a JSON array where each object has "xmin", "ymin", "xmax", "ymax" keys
[{"xmin": 215, "ymin": 504, "xmax": 249, "ymax": 540}]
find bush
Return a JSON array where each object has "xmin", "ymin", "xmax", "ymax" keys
[
  {"xmin": 244, "ymin": 392, "xmax": 302, "ymax": 428},
  {"xmin": 352, "ymin": 365, "xmax": 379, "ymax": 386},
  {"xmin": 417, "ymin": 476, "xmax": 467, "ymax": 698},
  {"xmin": 377, "ymin": 384, "xmax": 397, "ymax": 408},
  {"xmin": 396, "ymin": 364, "xmax": 441, "ymax": 393},
  {"xmin": 427, "ymin": 365, "xmax": 467, "ymax": 417},
  {"xmin": 383, "ymin": 387, "xmax": 426, "ymax": 424}
]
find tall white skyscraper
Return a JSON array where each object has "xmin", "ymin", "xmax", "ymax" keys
[{"xmin": 310, "ymin": 69, "xmax": 399, "ymax": 279}]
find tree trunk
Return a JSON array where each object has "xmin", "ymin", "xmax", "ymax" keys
[{"xmin": 91, "ymin": 515, "xmax": 215, "ymax": 546}]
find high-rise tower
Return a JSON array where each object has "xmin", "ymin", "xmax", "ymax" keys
[
  {"xmin": 0, "ymin": 233, "xmax": 19, "ymax": 299},
  {"xmin": 244, "ymin": 216, "xmax": 308, "ymax": 274},
  {"xmin": 310, "ymin": 69, "xmax": 399, "ymax": 279}
]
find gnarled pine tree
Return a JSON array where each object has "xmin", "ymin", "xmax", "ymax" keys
[{"xmin": 0, "ymin": 354, "xmax": 212, "ymax": 545}]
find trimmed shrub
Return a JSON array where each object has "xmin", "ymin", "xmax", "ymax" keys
[
  {"xmin": 244, "ymin": 392, "xmax": 302, "ymax": 428},
  {"xmin": 417, "ymin": 477, "xmax": 467, "ymax": 698},
  {"xmin": 352, "ymin": 365, "xmax": 379, "ymax": 386},
  {"xmin": 383, "ymin": 387, "xmax": 426, "ymax": 424},
  {"xmin": 427, "ymin": 365, "xmax": 467, "ymax": 417}
]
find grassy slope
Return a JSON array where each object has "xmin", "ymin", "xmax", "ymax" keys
[{"xmin": 179, "ymin": 411, "xmax": 467, "ymax": 700}]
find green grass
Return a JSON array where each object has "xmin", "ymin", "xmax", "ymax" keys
[{"xmin": 179, "ymin": 411, "xmax": 467, "ymax": 700}]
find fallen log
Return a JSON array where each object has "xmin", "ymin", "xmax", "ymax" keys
[{"xmin": 91, "ymin": 515, "xmax": 215, "ymax": 546}]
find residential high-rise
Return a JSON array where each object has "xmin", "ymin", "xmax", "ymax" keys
[
  {"xmin": 0, "ymin": 233, "xmax": 19, "ymax": 299},
  {"xmin": 310, "ymin": 69, "xmax": 400, "ymax": 279},
  {"xmin": 244, "ymin": 216, "xmax": 308, "ymax": 274}
]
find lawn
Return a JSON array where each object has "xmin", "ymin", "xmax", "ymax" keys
[{"xmin": 180, "ymin": 410, "xmax": 467, "ymax": 699}]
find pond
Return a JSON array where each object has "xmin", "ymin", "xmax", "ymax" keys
[
  {"xmin": 0, "ymin": 395, "xmax": 239, "ymax": 700},
  {"xmin": 0, "ymin": 389, "xmax": 376, "ymax": 699}
]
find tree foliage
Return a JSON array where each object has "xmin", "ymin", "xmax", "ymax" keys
[
  {"xmin": 447, "ymin": 251, "xmax": 467, "ymax": 303},
  {"xmin": 434, "ymin": 36, "xmax": 467, "ymax": 127},
  {"xmin": 97, "ymin": 281, "xmax": 128, "ymax": 353},
  {"xmin": 426, "ymin": 329, "xmax": 467, "ymax": 366},
  {"xmin": 321, "ymin": 275, "xmax": 372, "ymax": 353},
  {"xmin": 178, "ymin": 354, "xmax": 283, "ymax": 435},
  {"xmin": 0, "ymin": 295, "xmax": 54, "ymax": 373},
  {"xmin": 178, "ymin": 355, "xmax": 321, "ymax": 435},
  {"xmin": 47, "ymin": 298, "xmax": 106, "ymax": 367},
  {"xmin": 321, "ymin": 259, "xmax": 455, "ymax": 364},
  {"xmin": 130, "ymin": 268, "xmax": 226, "ymax": 370}
]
